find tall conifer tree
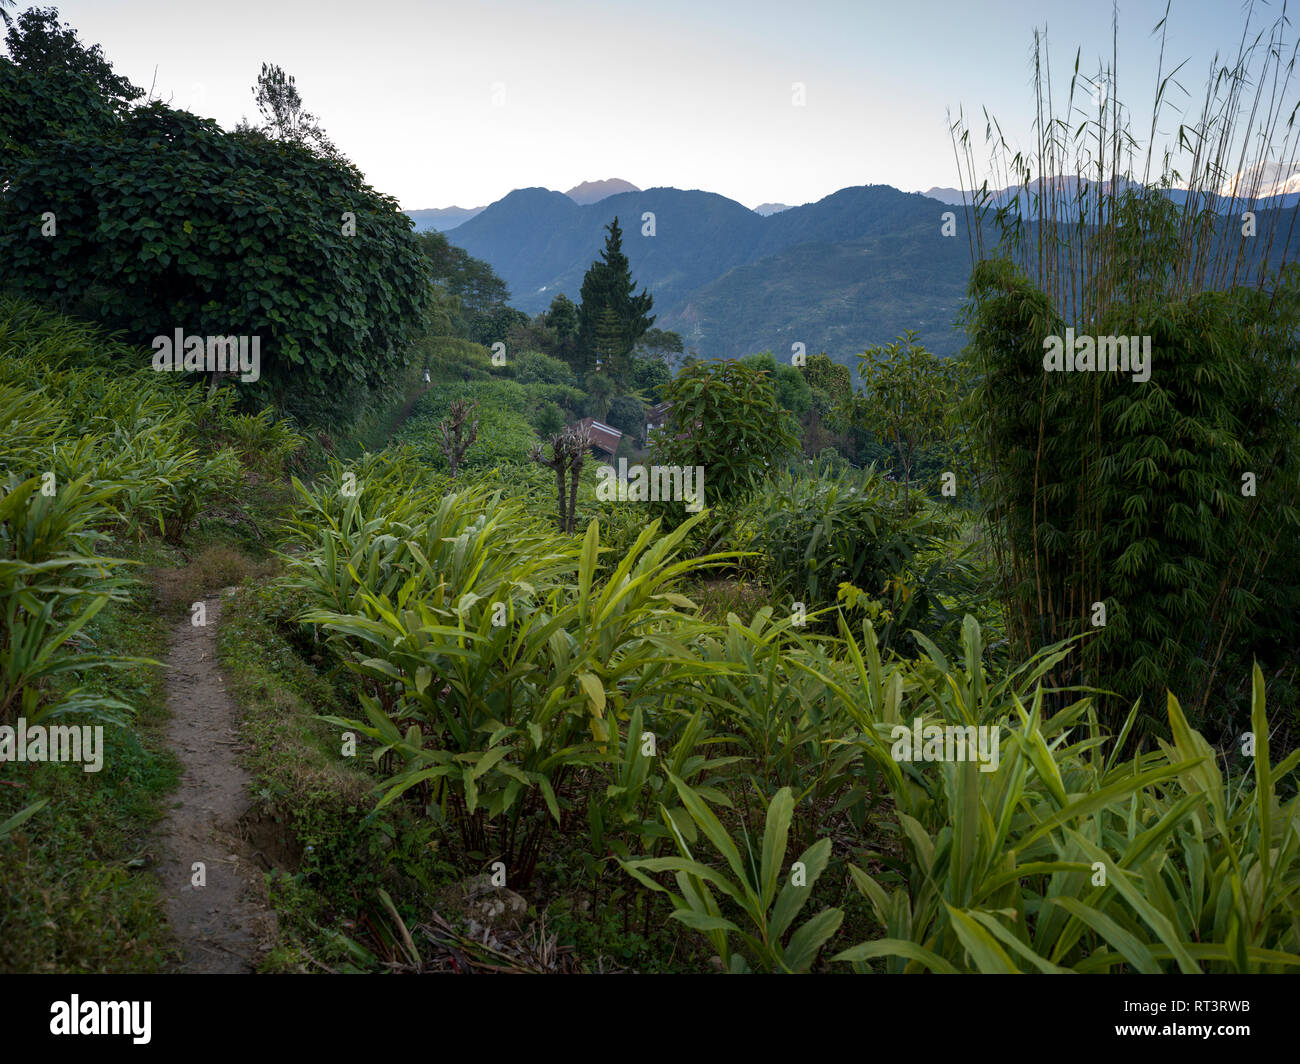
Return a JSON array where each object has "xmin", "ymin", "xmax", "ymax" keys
[{"xmin": 575, "ymin": 217, "xmax": 654, "ymax": 379}]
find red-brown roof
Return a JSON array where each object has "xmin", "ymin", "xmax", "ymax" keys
[{"xmin": 575, "ymin": 417, "xmax": 622, "ymax": 457}]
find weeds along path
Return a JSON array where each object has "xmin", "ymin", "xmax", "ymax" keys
[
  {"xmin": 377, "ymin": 381, "xmax": 433, "ymax": 445},
  {"xmin": 156, "ymin": 592, "xmax": 275, "ymax": 972}
]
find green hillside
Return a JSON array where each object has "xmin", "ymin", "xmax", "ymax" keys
[{"xmin": 4, "ymin": 1, "xmax": 1300, "ymax": 988}]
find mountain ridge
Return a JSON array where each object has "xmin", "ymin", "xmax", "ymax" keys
[
  {"xmin": 564, "ymin": 177, "xmax": 640, "ymax": 204},
  {"xmin": 406, "ymin": 177, "xmax": 644, "ymax": 232},
  {"xmin": 406, "ymin": 178, "xmax": 1298, "ymax": 365},
  {"xmin": 433, "ymin": 183, "xmax": 972, "ymax": 361}
]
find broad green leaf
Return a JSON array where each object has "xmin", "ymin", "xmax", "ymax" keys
[
  {"xmin": 1050, "ymin": 895, "xmax": 1161, "ymax": 972},
  {"xmin": 781, "ymin": 907, "xmax": 844, "ymax": 973},
  {"xmin": 945, "ymin": 903, "xmax": 1020, "ymax": 973},
  {"xmin": 578, "ymin": 672, "xmax": 606, "ymax": 717},
  {"xmin": 760, "ymin": 787, "xmax": 794, "ymax": 910},
  {"xmin": 669, "ymin": 910, "xmax": 742, "ymax": 934},
  {"xmin": 831, "ymin": 938, "xmax": 961, "ymax": 973}
]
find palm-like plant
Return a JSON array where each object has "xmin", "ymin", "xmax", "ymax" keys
[
  {"xmin": 623, "ymin": 778, "xmax": 844, "ymax": 973},
  {"xmin": 287, "ymin": 462, "xmax": 745, "ymax": 886}
]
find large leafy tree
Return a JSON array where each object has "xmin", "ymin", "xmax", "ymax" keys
[
  {"xmin": 414, "ymin": 229, "xmax": 523, "ymax": 346},
  {"xmin": 630, "ymin": 353, "xmax": 671, "ymax": 401},
  {"xmin": 606, "ymin": 394, "xmax": 645, "ymax": 440},
  {"xmin": 844, "ymin": 331, "xmax": 966, "ymax": 501},
  {"xmin": 799, "ymin": 352, "xmax": 855, "ymax": 455},
  {"xmin": 575, "ymin": 217, "xmax": 654, "ymax": 379},
  {"xmin": 544, "ymin": 292, "xmax": 579, "ymax": 364},
  {"xmin": 3, "ymin": 6, "xmax": 140, "ymax": 103},
  {"xmin": 0, "ymin": 101, "xmax": 430, "ymax": 425},
  {"xmin": 803, "ymin": 354, "xmax": 852, "ymax": 420},
  {"xmin": 634, "ymin": 327, "xmax": 683, "ymax": 366},
  {"xmin": 0, "ymin": 6, "xmax": 140, "ymax": 182},
  {"xmin": 415, "ymin": 230, "xmax": 508, "ymax": 307},
  {"xmin": 743, "ymin": 352, "xmax": 812, "ymax": 419},
  {"xmin": 652, "ymin": 358, "xmax": 798, "ymax": 506}
]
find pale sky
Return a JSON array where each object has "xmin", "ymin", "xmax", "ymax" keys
[{"xmin": 15, "ymin": 0, "xmax": 1286, "ymax": 210}]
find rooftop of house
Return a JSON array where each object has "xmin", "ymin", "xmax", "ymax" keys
[{"xmin": 575, "ymin": 416, "xmax": 622, "ymax": 457}]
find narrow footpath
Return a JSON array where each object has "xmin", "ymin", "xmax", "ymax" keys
[{"xmin": 156, "ymin": 594, "xmax": 275, "ymax": 973}]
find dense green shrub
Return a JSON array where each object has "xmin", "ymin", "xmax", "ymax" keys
[
  {"xmin": 652, "ymin": 358, "xmax": 799, "ymax": 509},
  {"xmin": 839, "ymin": 331, "xmax": 970, "ymax": 499},
  {"xmin": 0, "ymin": 100, "xmax": 430, "ymax": 426},
  {"xmin": 512, "ymin": 350, "xmax": 577, "ymax": 387},
  {"xmin": 606, "ymin": 395, "xmax": 646, "ymax": 441},
  {"xmin": 0, "ymin": 298, "xmax": 288, "ymax": 729},
  {"xmin": 965, "ymin": 244, "xmax": 1300, "ymax": 732},
  {"xmin": 395, "ymin": 379, "xmax": 538, "ymax": 472},
  {"xmin": 523, "ymin": 382, "xmax": 587, "ymax": 413},
  {"xmin": 754, "ymin": 466, "xmax": 989, "ymax": 654},
  {"xmin": 530, "ymin": 400, "xmax": 565, "ymax": 437},
  {"xmin": 630, "ymin": 354, "xmax": 671, "ymax": 402},
  {"xmin": 284, "ymin": 460, "xmax": 740, "ymax": 886},
  {"xmin": 415, "ymin": 335, "xmax": 496, "ymax": 382},
  {"xmin": 743, "ymin": 352, "xmax": 812, "ymax": 417},
  {"xmin": 631, "ymin": 620, "xmax": 1300, "ymax": 973},
  {"xmin": 281, "ymin": 447, "xmax": 1300, "ymax": 972}
]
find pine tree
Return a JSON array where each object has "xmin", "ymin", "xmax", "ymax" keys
[
  {"xmin": 575, "ymin": 218, "xmax": 654, "ymax": 380},
  {"xmin": 593, "ymin": 305, "xmax": 623, "ymax": 375}
]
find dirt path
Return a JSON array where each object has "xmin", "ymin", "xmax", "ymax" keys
[
  {"xmin": 156, "ymin": 593, "xmax": 275, "ymax": 973},
  {"xmin": 382, "ymin": 383, "xmax": 432, "ymax": 442}
]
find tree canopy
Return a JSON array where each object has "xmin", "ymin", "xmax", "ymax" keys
[
  {"xmin": 414, "ymin": 229, "xmax": 524, "ymax": 346},
  {"xmin": 0, "ymin": 93, "xmax": 429, "ymax": 424},
  {"xmin": 575, "ymin": 217, "xmax": 654, "ymax": 379},
  {"xmin": 652, "ymin": 358, "xmax": 799, "ymax": 506}
]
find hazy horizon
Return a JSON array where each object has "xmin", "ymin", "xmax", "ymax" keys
[{"xmin": 17, "ymin": 0, "xmax": 1279, "ymax": 212}]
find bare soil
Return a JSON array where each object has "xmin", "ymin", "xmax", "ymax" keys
[{"xmin": 155, "ymin": 593, "xmax": 276, "ymax": 973}]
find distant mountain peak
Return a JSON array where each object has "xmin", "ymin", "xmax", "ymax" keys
[
  {"xmin": 564, "ymin": 178, "xmax": 640, "ymax": 205},
  {"xmin": 1217, "ymin": 161, "xmax": 1300, "ymax": 198},
  {"xmin": 922, "ymin": 170, "xmax": 1300, "ymax": 209},
  {"xmin": 921, "ymin": 186, "xmax": 965, "ymax": 204},
  {"xmin": 404, "ymin": 204, "xmax": 487, "ymax": 233},
  {"xmin": 753, "ymin": 202, "xmax": 793, "ymax": 216}
]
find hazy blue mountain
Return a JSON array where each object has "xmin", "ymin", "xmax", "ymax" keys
[
  {"xmin": 753, "ymin": 202, "xmax": 793, "ymax": 215},
  {"xmin": 565, "ymin": 178, "xmax": 640, "ymax": 204},
  {"xmin": 416, "ymin": 180, "xmax": 1297, "ymax": 367},
  {"xmin": 923, "ymin": 175, "xmax": 1300, "ymax": 214},
  {"xmin": 920, "ymin": 177, "xmax": 1148, "ymax": 214},
  {"xmin": 658, "ymin": 219, "xmax": 971, "ymax": 362},
  {"xmin": 406, "ymin": 179, "xmax": 639, "ymax": 233},
  {"xmin": 406, "ymin": 205, "xmax": 485, "ymax": 232},
  {"xmin": 450, "ymin": 185, "xmax": 765, "ymax": 313},
  {"xmin": 920, "ymin": 186, "xmax": 964, "ymax": 205},
  {"xmin": 443, "ymin": 183, "xmax": 970, "ymax": 361}
]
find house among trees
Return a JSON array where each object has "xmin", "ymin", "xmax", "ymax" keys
[
  {"xmin": 574, "ymin": 416, "xmax": 622, "ymax": 458},
  {"xmin": 645, "ymin": 401, "xmax": 672, "ymax": 435},
  {"xmin": 645, "ymin": 401, "xmax": 701, "ymax": 444}
]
